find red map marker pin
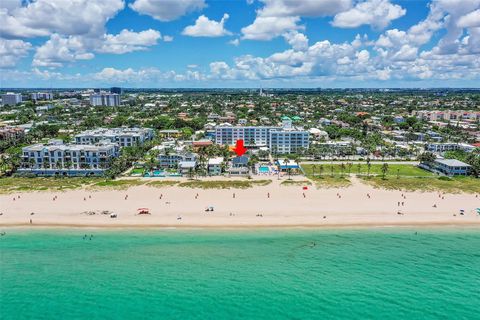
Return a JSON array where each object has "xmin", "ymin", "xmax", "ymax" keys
[{"xmin": 233, "ymin": 139, "xmax": 247, "ymax": 156}]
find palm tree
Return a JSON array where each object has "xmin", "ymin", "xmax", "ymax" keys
[
  {"xmin": 340, "ymin": 163, "xmax": 346, "ymax": 177},
  {"xmin": 319, "ymin": 164, "xmax": 324, "ymax": 177},
  {"xmin": 381, "ymin": 162, "xmax": 389, "ymax": 179},
  {"xmin": 284, "ymin": 158, "xmax": 292, "ymax": 180},
  {"xmin": 294, "ymin": 156, "xmax": 301, "ymax": 175},
  {"xmin": 366, "ymin": 157, "xmax": 371, "ymax": 177},
  {"xmin": 347, "ymin": 162, "xmax": 353, "ymax": 175},
  {"xmin": 312, "ymin": 164, "xmax": 317, "ymax": 177}
]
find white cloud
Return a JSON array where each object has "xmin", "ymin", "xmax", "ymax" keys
[
  {"xmin": 99, "ymin": 29, "xmax": 161, "ymax": 54},
  {"xmin": 259, "ymin": 0, "xmax": 352, "ymax": 17},
  {"xmin": 32, "ymin": 34, "xmax": 95, "ymax": 67},
  {"xmin": 182, "ymin": 14, "xmax": 232, "ymax": 37},
  {"xmin": 241, "ymin": 16, "xmax": 301, "ymax": 40},
  {"xmin": 33, "ymin": 29, "xmax": 161, "ymax": 67},
  {"xmin": 376, "ymin": 68, "xmax": 391, "ymax": 80},
  {"xmin": 332, "ymin": 0, "xmax": 406, "ymax": 29},
  {"xmin": 241, "ymin": 0, "xmax": 351, "ymax": 40},
  {"xmin": 0, "ymin": 0, "xmax": 124, "ymax": 38},
  {"xmin": 457, "ymin": 9, "xmax": 480, "ymax": 28},
  {"xmin": 283, "ymin": 31, "xmax": 309, "ymax": 51},
  {"xmin": 93, "ymin": 67, "xmax": 204, "ymax": 83},
  {"xmin": 229, "ymin": 39, "xmax": 240, "ymax": 46},
  {"xmin": 428, "ymin": 0, "xmax": 480, "ymax": 55},
  {"xmin": 0, "ymin": 38, "xmax": 32, "ymax": 68},
  {"xmin": 163, "ymin": 35, "xmax": 174, "ymax": 42},
  {"xmin": 129, "ymin": 0, "xmax": 205, "ymax": 21}
]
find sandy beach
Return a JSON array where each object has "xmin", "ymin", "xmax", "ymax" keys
[{"xmin": 1, "ymin": 177, "xmax": 479, "ymax": 228}]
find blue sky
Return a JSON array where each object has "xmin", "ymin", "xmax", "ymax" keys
[{"xmin": 1, "ymin": 0, "xmax": 479, "ymax": 88}]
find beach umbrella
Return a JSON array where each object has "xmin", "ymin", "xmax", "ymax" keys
[{"xmin": 303, "ymin": 186, "xmax": 308, "ymax": 190}]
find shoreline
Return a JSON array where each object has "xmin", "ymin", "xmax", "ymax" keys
[{"xmin": 2, "ymin": 221, "xmax": 480, "ymax": 230}]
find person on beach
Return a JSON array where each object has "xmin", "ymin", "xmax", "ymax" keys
[
  {"xmin": 233, "ymin": 193, "xmax": 235, "ymax": 198},
  {"xmin": 268, "ymin": 192, "xmax": 270, "ymax": 198},
  {"xmin": 29, "ymin": 219, "xmax": 32, "ymax": 224}
]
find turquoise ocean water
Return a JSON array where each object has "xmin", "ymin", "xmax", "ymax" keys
[{"xmin": 1, "ymin": 228, "xmax": 479, "ymax": 319}]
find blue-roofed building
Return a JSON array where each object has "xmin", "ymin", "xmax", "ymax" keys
[{"xmin": 434, "ymin": 159, "xmax": 471, "ymax": 176}]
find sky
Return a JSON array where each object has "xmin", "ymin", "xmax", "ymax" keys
[{"xmin": 0, "ymin": 0, "xmax": 479, "ymax": 88}]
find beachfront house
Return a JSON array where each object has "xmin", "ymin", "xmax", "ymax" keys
[
  {"xmin": 157, "ymin": 147, "xmax": 197, "ymax": 168},
  {"xmin": 207, "ymin": 157, "xmax": 224, "ymax": 175},
  {"xmin": 276, "ymin": 159, "xmax": 301, "ymax": 173},
  {"xmin": 433, "ymin": 159, "xmax": 471, "ymax": 176},
  {"xmin": 19, "ymin": 139, "xmax": 118, "ymax": 176},
  {"xmin": 178, "ymin": 161, "xmax": 197, "ymax": 176},
  {"xmin": 228, "ymin": 155, "xmax": 250, "ymax": 176}
]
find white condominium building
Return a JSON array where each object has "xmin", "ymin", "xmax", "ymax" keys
[
  {"xmin": 215, "ymin": 124, "xmax": 275, "ymax": 147},
  {"xmin": 89, "ymin": 93, "xmax": 120, "ymax": 106},
  {"xmin": 215, "ymin": 122, "xmax": 309, "ymax": 154},
  {"xmin": 1, "ymin": 93, "xmax": 22, "ymax": 106},
  {"xmin": 31, "ymin": 92, "xmax": 53, "ymax": 100},
  {"xmin": 270, "ymin": 130, "xmax": 310, "ymax": 154},
  {"xmin": 75, "ymin": 127, "xmax": 154, "ymax": 147},
  {"xmin": 19, "ymin": 139, "xmax": 119, "ymax": 176}
]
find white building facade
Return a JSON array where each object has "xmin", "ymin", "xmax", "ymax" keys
[
  {"xmin": 75, "ymin": 127, "xmax": 154, "ymax": 147},
  {"xmin": 19, "ymin": 139, "xmax": 119, "ymax": 176},
  {"xmin": 215, "ymin": 123, "xmax": 309, "ymax": 154},
  {"xmin": 89, "ymin": 93, "xmax": 120, "ymax": 107},
  {"xmin": 1, "ymin": 93, "xmax": 22, "ymax": 106}
]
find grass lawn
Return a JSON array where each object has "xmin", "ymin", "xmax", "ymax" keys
[
  {"xmin": 147, "ymin": 181, "xmax": 179, "ymax": 188},
  {"xmin": 130, "ymin": 168, "xmax": 145, "ymax": 175},
  {"xmin": 90, "ymin": 179, "xmax": 146, "ymax": 189},
  {"xmin": 178, "ymin": 180, "xmax": 272, "ymax": 189},
  {"xmin": 280, "ymin": 180, "xmax": 312, "ymax": 186},
  {"xmin": 310, "ymin": 176, "xmax": 352, "ymax": 188},
  {"xmin": 302, "ymin": 163, "xmax": 434, "ymax": 177},
  {"xmin": 361, "ymin": 176, "xmax": 480, "ymax": 193},
  {"xmin": 0, "ymin": 177, "xmax": 101, "ymax": 193}
]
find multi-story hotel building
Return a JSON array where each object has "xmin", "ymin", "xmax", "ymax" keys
[
  {"xmin": 31, "ymin": 92, "xmax": 53, "ymax": 101},
  {"xmin": 89, "ymin": 93, "xmax": 120, "ymax": 107},
  {"xmin": 215, "ymin": 120, "xmax": 309, "ymax": 154},
  {"xmin": 1, "ymin": 93, "xmax": 22, "ymax": 106},
  {"xmin": 75, "ymin": 128, "xmax": 154, "ymax": 147},
  {"xmin": 19, "ymin": 139, "xmax": 119, "ymax": 176}
]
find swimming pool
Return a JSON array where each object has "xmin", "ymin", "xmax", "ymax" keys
[
  {"xmin": 144, "ymin": 170, "xmax": 165, "ymax": 177},
  {"xmin": 258, "ymin": 166, "xmax": 270, "ymax": 173}
]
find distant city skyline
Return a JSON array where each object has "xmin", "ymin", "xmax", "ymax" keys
[{"xmin": 1, "ymin": 0, "xmax": 479, "ymax": 88}]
